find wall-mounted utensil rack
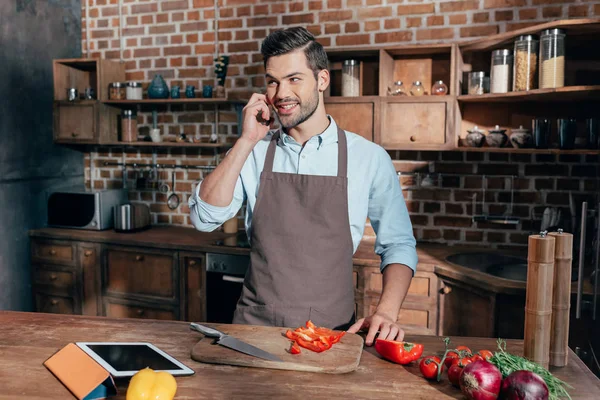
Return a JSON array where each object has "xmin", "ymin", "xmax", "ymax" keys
[{"xmin": 103, "ymin": 161, "xmax": 216, "ymax": 170}]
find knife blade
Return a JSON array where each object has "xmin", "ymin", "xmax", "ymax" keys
[{"xmin": 190, "ymin": 323, "xmax": 282, "ymax": 362}]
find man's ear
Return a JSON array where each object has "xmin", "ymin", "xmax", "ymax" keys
[{"xmin": 317, "ymin": 69, "xmax": 330, "ymax": 93}]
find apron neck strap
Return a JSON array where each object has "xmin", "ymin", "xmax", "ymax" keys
[{"xmin": 264, "ymin": 127, "xmax": 348, "ymax": 178}]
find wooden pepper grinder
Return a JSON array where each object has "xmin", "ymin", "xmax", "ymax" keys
[
  {"xmin": 548, "ymin": 229, "xmax": 573, "ymax": 367},
  {"xmin": 524, "ymin": 230, "xmax": 556, "ymax": 369}
]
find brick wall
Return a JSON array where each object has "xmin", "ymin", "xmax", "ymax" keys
[{"xmin": 82, "ymin": 0, "xmax": 600, "ymax": 249}]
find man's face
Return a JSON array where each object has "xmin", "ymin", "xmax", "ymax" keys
[{"xmin": 265, "ymin": 50, "xmax": 320, "ymax": 130}]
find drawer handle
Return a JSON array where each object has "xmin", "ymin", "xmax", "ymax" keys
[
  {"xmin": 410, "ymin": 136, "xmax": 417, "ymax": 142},
  {"xmin": 441, "ymin": 286, "xmax": 452, "ymax": 295},
  {"xmin": 49, "ymin": 249, "xmax": 57, "ymax": 256},
  {"xmin": 189, "ymin": 260, "xmax": 197, "ymax": 266},
  {"xmin": 49, "ymin": 274, "xmax": 58, "ymax": 281},
  {"xmin": 136, "ymin": 309, "xmax": 145, "ymax": 316},
  {"xmin": 71, "ymin": 132, "xmax": 79, "ymax": 137},
  {"xmin": 84, "ymin": 250, "xmax": 93, "ymax": 257},
  {"xmin": 51, "ymin": 299, "xmax": 59, "ymax": 306},
  {"xmin": 135, "ymin": 255, "xmax": 144, "ymax": 262}
]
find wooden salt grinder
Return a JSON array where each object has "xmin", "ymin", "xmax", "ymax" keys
[
  {"xmin": 548, "ymin": 229, "xmax": 573, "ymax": 367},
  {"xmin": 524, "ymin": 231, "xmax": 556, "ymax": 369}
]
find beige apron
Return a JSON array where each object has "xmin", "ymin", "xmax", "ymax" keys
[{"xmin": 232, "ymin": 127, "xmax": 355, "ymax": 330}]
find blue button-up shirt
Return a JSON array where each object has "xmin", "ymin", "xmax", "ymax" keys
[{"xmin": 189, "ymin": 117, "xmax": 418, "ymax": 273}]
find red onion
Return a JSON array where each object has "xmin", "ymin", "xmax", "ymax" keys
[
  {"xmin": 459, "ymin": 360, "xmax": 502, "ymax": 400},
  {"xmin": 500, "ymin": 370, "xmax": 549, "ymax": 400}
]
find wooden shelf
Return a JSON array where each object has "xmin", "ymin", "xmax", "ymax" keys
[
  {"xmin": 455, "ymin": 147, "xmax": 599, "ymax": 154},
  {"xmin": 325, "ymin": 95, "xmax": 454, "ymax": 103},
  {"xmin": 458, "ymin": 86, "xmax": 600, "ymax": 103},
  {"xmin": 104, "ymin": 98, "xmax": 244, "ymax": 108},
  {"xmin": 91, "ymin": 141, "xmax": 233, "ymax": 148}
]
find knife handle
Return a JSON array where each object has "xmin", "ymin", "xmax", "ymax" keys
[{"xmin": 190, "ymin": 322, "xmax": 223, "ymax": 339}]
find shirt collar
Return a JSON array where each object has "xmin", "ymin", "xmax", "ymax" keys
[{"xmin": 279, "ymin": 115, "xmax": 338, "ymax": 149}]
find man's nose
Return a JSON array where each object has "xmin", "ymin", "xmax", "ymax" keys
[{"xmin": 275, "ymin": 81, "xmax": 292, "ymax": 101}]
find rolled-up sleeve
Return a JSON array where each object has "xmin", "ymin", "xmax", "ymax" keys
[
  {"xmin": 188, "ymin": 175, "xmax": 245, "ymax": 232},
  {"xmin": 368, "ymin": 148, "xmax": 418, "ymax": 274}
]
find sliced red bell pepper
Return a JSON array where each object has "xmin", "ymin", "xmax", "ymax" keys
[
  {"xmin": 289, "ymin": 341, "xmax": 301, "ymax": 354},
  {"xmin": 374, "ymin": 339, "xmax": 424, "ymax": 365}
]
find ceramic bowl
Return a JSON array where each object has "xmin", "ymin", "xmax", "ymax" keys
[
  {"xmin": 486, "ymin": 125, "xmax": 508, "ymax": 147},
  {"xmin": 465, "ymin": 126, "xmax": 485, "ymax": 147}
]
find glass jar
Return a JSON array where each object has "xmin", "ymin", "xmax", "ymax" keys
[
  {"xmin": 513, "ymin": 35, "xmax": 539, "ymax": 91},
  {"xmin": 121, "ymin": 109, "xmax": 137, "ymax": 142},
  {"xmin": 410, "ymin": 81, "xmax": 424, "ymax": 96},
  {"xmin": 431, "ymin": 80, "xmax": 448, "ymax": 96},
  {"xmin": 490, "ymin": 49, "xmax": 513, "ymax": 94},
  {"xmin": 109, "ymin": 82, "xmax": 125, "ymax": 100},
  {"xmin": 126, "ymin": 81, "xmax": 143, "ymax": 100},
  {"xmin": 388, "ymin": 81, "xmax": 406, "ymax": 96},
  {"xmin": 539, "ymin": 29, "xmax": 565, "ymax": 89},
  {"xmin": 341, "ymin": 59, "xmax": 360, "ymax": 97},
  {"xmin": 468, "ymin": 72, "xmax": 487, "ymax": 95}
]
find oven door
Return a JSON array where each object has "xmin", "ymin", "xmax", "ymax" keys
[{"xmin": 205, "ymin": 253, "xmax": 249, "ymax": 324}]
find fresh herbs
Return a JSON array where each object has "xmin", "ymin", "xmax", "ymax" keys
[{"xmin": 489, "ymin": 339, "xmax": 571, "ymax": 400}]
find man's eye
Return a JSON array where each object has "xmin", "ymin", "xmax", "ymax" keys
[
  {"xmin": 290, "ymin": 77, "xmax": 300, "ymax": 82},
  {"xmin": 267, "ymin": 80, "xmax": 278, "ymax": 86}
]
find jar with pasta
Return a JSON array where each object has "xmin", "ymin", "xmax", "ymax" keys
[
  {"xmin": 513, "ymin": 35, "xmax": 539, "ymax": 91},
  {"xmin": 539, "ymin": 29, "xmax": 565, "ymax": 89},
  {"xmin": 341, "ymin": 59, "xmax": 360, "ymax": 97}
]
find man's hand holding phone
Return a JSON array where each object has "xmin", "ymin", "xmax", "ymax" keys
[{"xmin": 241, "ymin": 93, "xmax": 274, "ymax": 144}]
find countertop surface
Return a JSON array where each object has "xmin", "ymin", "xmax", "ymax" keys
[
  {"xmin": 2, "ymin": 311, "xmax": 599, "ymax": 399},
  {"xmin": 30, "ymin": 226, "xmax": 594, "ymax": 296}
]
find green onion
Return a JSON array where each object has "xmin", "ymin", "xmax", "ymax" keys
[{"xmin": 489, "ymin": 339, "xmax": 572, "ymax": 400}]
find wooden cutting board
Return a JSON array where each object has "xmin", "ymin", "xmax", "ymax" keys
[{"xmin": 190, "ymin": 324, "xmax": 364, "ymax": 374}]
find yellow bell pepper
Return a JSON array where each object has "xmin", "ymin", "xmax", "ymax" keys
[{"xmin": 126, "ymin": 368, "xmax": 177, "ymax": 400}]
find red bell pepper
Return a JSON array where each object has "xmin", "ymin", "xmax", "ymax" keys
[{"xmin": 374, "ymin": 339, "xmax": 424, "ymax": 365}]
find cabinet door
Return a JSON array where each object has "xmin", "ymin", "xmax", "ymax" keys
[
  {"xmin": 325, "ymin": 98, "xmax": 379, "ymax": 141},
  {"xmin": 31, "ymin": 239, "xmax": 77, "ymax": 266},
  {"xmin": 180, "ymin": 253, "xmax": 206, "ymax": 322},
  {"xmin": 32, "ymin": 265, "xmax": 76, "ymax": 296},
  {"xmin": 79, "ymin": 243, "xmax": 101, "ymax": 316},
  {"xmin": 54, "ymin": 103, "xmax": 96, "ymax": 141},
  {"xmin": 104, "ymin": 299, "xmax": 177, "ymax": 321}
]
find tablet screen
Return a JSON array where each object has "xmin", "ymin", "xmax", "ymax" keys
[{"xmin": 87, "ymin": 344, "xmax": 178, "ymax": 371}]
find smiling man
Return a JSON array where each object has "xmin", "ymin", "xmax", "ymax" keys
[{"xmin": 189, "ymin": 27, "xmax": 417, "ymax": 346}]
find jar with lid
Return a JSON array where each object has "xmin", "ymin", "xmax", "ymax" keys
[
  {"xmin": 388, "ymin": 81, "xmax": 406, "ymax": 96},
  {"xmin": 109, "ymin": 82, "xmax": 126, "ymax": 100},
  {"xmin": 468, "ymin": 72, "xmax": 488, "ymax": 95},
  {"xmin": 121, "ymin": 109, "xmax": 138, "ymax": 142},
  {"xmin": 490, "ymin": 49, "xmax": 513, "ymax": 94},
  {"xmin": 539, "ymin": 29, "xmax": 565, "ymax": 89},
  {"xmin": 126, "ymin": 81, "xmax": 143, "ymax": 100},
  {"xmin": 513, "ymin": 35, "xmax": 539, "ymax": 91},
  {"xmin": 431, "ymin": 80, "xmax": 448, "ymax": 96},
  {"xmin": 341, "ymin": 59, "xmax": 360, "ymax": 97},
  {"xmin": 410, "ymin": 81, "xmax": 424, "ymax": 96}
]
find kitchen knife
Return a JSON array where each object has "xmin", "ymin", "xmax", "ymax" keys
[{"xmin": 190, "ymin": 323, "xmax": 283, "ymax": 362}]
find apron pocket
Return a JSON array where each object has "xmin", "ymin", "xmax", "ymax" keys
[{"xmin": 232, "ymin": 304, "xmax": 274, "ymax": 326}]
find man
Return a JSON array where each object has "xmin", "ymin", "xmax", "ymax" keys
[{"xmin": 189, "ymin": 27, "xmax": 417, "ymax": 346}]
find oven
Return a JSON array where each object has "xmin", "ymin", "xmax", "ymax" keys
[{"xmin": 205, "ymin": 252, "xmax": 249, "ymax": 324}]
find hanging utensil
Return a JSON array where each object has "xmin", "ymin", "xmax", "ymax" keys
[{"xmin": 167, "ymin": 171, "xmax": 180, "ymax": 210}]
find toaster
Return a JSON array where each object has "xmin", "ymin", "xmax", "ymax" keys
[{"xmin": 113, "ymin": 203, "xmax": 151, "ymax": 232}]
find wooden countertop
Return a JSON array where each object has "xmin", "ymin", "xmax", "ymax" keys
[
  {"xmin": 30, "ymin": 226, "xmax": 594, "ymax": 296},
  {"xmin": 2, "ymin": 311, "xmax": 599, "ymax": 399}
]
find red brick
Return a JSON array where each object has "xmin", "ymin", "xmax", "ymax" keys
[
  {"xmin": 230, "ymin": 54, "xmax": 248, "ymax": 64},
  {"xmin": 247, "ymin": 17, "xmax": 277, "ymax": 27},
  {"xmin": 325, "ymin": 24, "xmax": 341, "ymax": 34},
  {"xmin": 427, "ymin": 15, "xmax": 444, "ymax": 26},
  {"xmin": 140, "ymin": 15, "xmax": 153, "ymax": 24},
  {"xmin": 542, "ymin": 6, "xmax": 563, "ymax": 18},
  {"xmin": 193, "ymin": 0, "xmax": 213, "ymax": 6},
  {"xmin": 126, "ymin": 16, "xmax": 138, "ymax": 25},
  {"xmin": 154, "ymin": 59, "xmax": 167, "ymax": 68},
  {"xmin": 495, "ymin": 10, "xmax": 513, "ymax": 21},
  {"xmin": 569, "ymin": 5, "xmax": 589, "ymax": 17},
  {"xmin": 91, "ymin": 29, "xmax": 114, "ymax": 39},
  {"xmin": 290, "ymin": 2, "xmax": 304, "ymax": 12},
  {"xmin": 595, "ymin": 4, "xmax": 600, "ymax": 15},
  {"xmin": 89, "ymin": 8, "xmax": 99, "ymax": 18},
  {"xmin": 98, "ymin": 40, "xmax": 108, "ymax": 49},
  {"xmin": 374, "ymin": 31, "xmax": 413, "ymax": 43},
  {"xmin": 532, "ymin": 0, "xmax": 575, "ymax": 4},
  {"xmin": 172, "ymin": 12, "xmax": 184, "ymax": 22},
  {"xmin": 384, "ymin": 19, "xmax": 400, "ymax": 29},
  {"xmin": 253, "ymin": 4, "xmax": 268, "ymax": 15},
  {"xmin": 185, "ymin": 57, "xmax": 199, "ymax": 67},
  {"xmin": 406, "ymin": 17, "xmax": 422, "ymax": 28},
  {"xmin": 134, "ymin": 48, "xmax": 160, "ymax": 58},
  {"xmin": 219, "ymin": 19, "xmax": 243, "ymax": 29},
  {"xmin": 97, "ymin": 19, "xmax": 109, "ymax": 28},
  {"xmin": 126, "ymin": 38, "xmax": 137, "ymax": 47},
  {"xmin": 139, "ymin": 60, "xmax": 151, "ymax": 69},
  {"xmin": 181, "ymin": 21, "xmax": 208, "ymax": 32},
  {"xmin": 164, "ymin": 45, "xmax": 191, "ymax": 56},
  {"xmin": 104, "ymin": 50, "xmax": 120, "ymax": 59},
  {"xmin": 328, "ymin": 0, "xmax": 342, "ymax": 8},
  {"xmin": 101, "ymin": 6, "xmax": 118, "ymax": 17},
  {"xmin": 439, "ymin": 1, "xmax": 479, "ymax": 12},
  {"xmin": 397, "ymin": 4, "xmax": 434, "ymax": 15},
  {"xmin": 422, "ymin": 229, "xmax": 442, "ymax": 240},
  {"xmin": 345, "ymin": 22, "xmax": 360, "ymax": 33},
  {"xmin": 365, "ymin": 21, "xmax": 380, "ymax": 31},
  {"xmin": 131, "ymin": 3, "xmax": 157, "ymax": 14},
  {"xmin": 416, "ymin": 28, "xmax": 454, "ymax": 41},
  {"xmin": 195, "ymin": 44, "xmax": 214, "ymax": 54},
  {"xmin": 358, "ymin": 6, "xmax": 392, "ymax": 19},
  {"xmin": 123, "ymin": 27, "xmax": 145, "ymax": 36},
  {"xmin": 282, "ymin": 13, "xmax": 314, "ymax": 25},
  {"xmin": 235, "ymin": 31, "xmax": 248, "ymax": 40},
  {"xmin": 434, "ymin": 216, "xmax": 472, "ymax": 228},
  {"xmin": 336, "ymin": 34, "xmax": 370, "ymax": 46},
  {"xmin": 156, "ymin": 13, "xmax": 169, "ymax": 23},
  {"xmin": 225, "ymin": 0, "xmax": 255, "ymax": 4},
  {"xmin": 170, "ymin": 57, "xmax": 183, "ymax": 67},
  {"xmin": 217, "ymin": 31, "xmax": 232, "ymax": 41},
  {"xmin": 507, "ymin": 22, "xmax": 539, "ymax": 31},
  {"xmin": 186, "ymin": 33, "xmax": 199, "ymax": 43},
  {"xmin": 484, "ymin": 0, "xmax": 527, "ymax": 8},
  {"xmin": 460, "ymin": 25, "xmax": 499, "ymax": 38},
  {"xmin": 188, "ymin": 10, "xmax": 200, "ymax": 20},
  {"xmin": 519, "ymin": 8, "xmax": 538, "ymax": 19},
  {"xmin": 448, "ymin": 14, "xmax": 466, "ymax": 24},
  {"xmin": 271, "ymin": 3, "xmax": 286, "ymax": 13},
  {"xmin": 253, "ymin": 29, "xmax": 267, "ymax": 39},
  {"xmin": 148, "ymin": 25, "xmax": 173, "ymax": 35},
  {"xmin": 367, "ymin": 0, "xmax": 382, "ymax": 4},
  {"xmin": 307, "ymin": 25, "xmax": 322, "ymax": 36},
  {"xmin": 179, "ymin": 69, "xmax": 207, "ymax": 78},
  {"xmin": 228, "ymin": 41, "xmax": 259, "ymax": 53},
  {"xmin": 161, "ymin": 0, "xmax": 188, "ymax": 11},
  {"xmin": 309, "ymin": 1, "xmax": 322, "ymax": 10},
  {"xmin": 319, "ymin": 10, "xmax": 353, "ymax": 21}
]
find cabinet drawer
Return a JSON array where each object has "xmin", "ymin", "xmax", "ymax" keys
[
  {"xmin": 33, "ymin": 266, "xmax": 75, "ymax": 293},
  {"xmin": 32, "ymin": 240, "xmax": 76, "ymax": 265},
  {"xmin": 325, "ymin": 101, "xmax": 375, "ymax": 141},
  {"xmin": 55, "ymin": 103, "xmax": 96, "ymax": 141},
  {"xmin": 105, "ymin": 248, "xmax": 177, "ymax": 300},
  {"xmin": 35, "ymin": 292, "xmax": 76, "ymax": 315},
  {"xmin": 105, "ymin": 300, "xmax": 177, "ymax": 321},
  {"xmin": 381, "ymin": 101, "xmax": 446, "ymax": 147}
]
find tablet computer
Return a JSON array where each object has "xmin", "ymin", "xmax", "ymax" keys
[{"xmin": 76, "ymin": 342, "xmax": 195, "ymax": 378}]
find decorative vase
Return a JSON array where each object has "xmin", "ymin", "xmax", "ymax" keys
[
  {"xmin": 148, "ymin": 74, "xmax": 169, "ymax": 99},
  {"xmin": 185, "ymin": 85, "xmax": 196, "ymax": 98},
  {"xmin": 486, "ymin": 125, "xmax": 509, "ymax": 147},
  {"xmin": 170, "ymin": 85, "xmax": 180, "ymax": 99},
  {"xmin": 465, "ymin": 126, "xmax": 485, "ymax": 148}
]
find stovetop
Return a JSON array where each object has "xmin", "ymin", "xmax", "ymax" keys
[{"xmin": 213, "ymin": 231, "xmax": 250, "ymax": 249}]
